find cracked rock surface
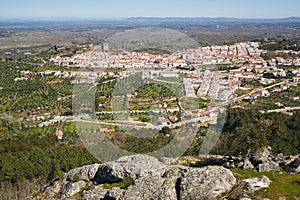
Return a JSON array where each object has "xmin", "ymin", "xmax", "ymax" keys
[{"xmin": 34, "ymin": 155, "xmax": 237, "ymax": 200}]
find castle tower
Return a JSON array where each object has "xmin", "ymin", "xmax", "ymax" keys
[{"xmin": 102, "ymin": 41, "xmax": 109, "ymax": 52}]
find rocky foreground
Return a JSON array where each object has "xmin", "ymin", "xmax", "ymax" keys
[{"xmin": 31, "ymin": 154, "xmax": 285, "ymax": 200}]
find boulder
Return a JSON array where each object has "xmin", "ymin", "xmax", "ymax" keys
[
  {"xmin": 65, "ymin": 164, "xmax": 100, "ymax": 182},
  {"xmin": 258, "ymin": 161, "xmax": 280, "ymax": 172},
  {"xmin": 275, "ymin": 154, "xmax": 299, "ymax": 167},
  {"xmin": 240, "ymin": 176, "xmax": 271, "ymax": 193},
  {"xmin": 179, "ymin": 166, "xmax": 237, "ymax": 199},
  {"xmin": 243, "ymin": 158, "xmax": 254, "ymax": 170},
  {"xmin": 253, "ymin": 146, "xmax": 273, "ymax": 164},
  {"xmin": 92, "ymin": 154, "xmax": 168, "ymax": 184},
  {"xmin": 284, "ymin": 158, "xmax": 300, "ymax": 174},
  {"xmin": 251, "ymin": 147, "xmax": 280, "ymax": 172},
  {"xmin": 230, "ymin": 176, "xmax": 271, "ymax": 199}
]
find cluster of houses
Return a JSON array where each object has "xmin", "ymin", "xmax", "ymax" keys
[
  {"xmin": 291, "ymin": 68, "xmax": 300, "ymax": 82},
  {"xmin": 38, "ymin": 116, "xmax": 67, "ymax": 127},
  {"xmin": 49, "ymin": 42, "xmax": 268, "ymax": 69},
  {"xmin": 183, "ymin": 71, "xmax": 240, "ymax": 101}
]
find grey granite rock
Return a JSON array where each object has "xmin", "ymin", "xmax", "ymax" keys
[
  {"xmin": 258, "ymin": 161, "xmax": 280, "ymax": 172},
  {"xmin": 284, "ymin": 158, "xmax": 300, "ymax": 174},
  {"xmin": 230, "ymin": 176, "xmax": 271, "ymax": 199},
  {"xmin": 35, "ymin": 155, "xmax": 237, "ymax": 200},
  {"xmin": 179, "ymin": 166, "xmax": 237, "ymax": 200}
]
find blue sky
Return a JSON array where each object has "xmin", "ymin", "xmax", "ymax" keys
[{"xmin": 0, "ymin": 0, "xmax": 299, "ymax": 18}]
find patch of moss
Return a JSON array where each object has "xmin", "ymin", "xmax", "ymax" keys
[
  {"xmin": 73, "ymin": 175, "xmax": 80, "ymax": 182},
  {"xmin": 103, "ymin": 176, "xmax": 134, "ymax": 189},
  {"xmin": 175, "ymin": 157, "xmax": 209, "ymax": 168}
]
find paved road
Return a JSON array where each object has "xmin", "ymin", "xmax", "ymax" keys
[
  {"xmin": 16, "ymin": 61, "xmax": 44, "ymax": 66},
  {"xmin": 267, "ymin": 106, "xmax": 300, "ymax": 113},
  {"xmin": 223, "ymin": 80, "xmax": 287, "ymax": 106},
  {"xmin": 264, "ymin": 81, "xmax": 287, "ymax": 90},
  {"xmin": 152, "ymin": 78, "xmax": 181, "ymax": 85},
  {"xmin": 73, "ymin": 115, "xmax": 216, "ymax": 130},
  {"xmin": 97, "ymin": 110, "xmax": 166, "ymax": 114}
]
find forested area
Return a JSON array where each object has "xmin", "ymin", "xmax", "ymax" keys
[
  {"xmin": 0, "ymin": 133, "xmax": 98, "ymax": 199},
  {"xmin": 212, "ymin": 108, "xmax": 300, "ymax": 156}
]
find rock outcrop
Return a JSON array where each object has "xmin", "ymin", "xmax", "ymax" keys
[
  {"xmin": 174, "ymin": 147, "xmax": 299, "ymax": 175},
  {"xmin": 34, "ymin": 155, "xmax": 237, "ymax": 200},
  {"xmin": 33, "ymin": 148, "xmax": 300, "ymax": 200}
]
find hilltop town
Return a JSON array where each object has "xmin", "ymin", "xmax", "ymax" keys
[{"xmin": 12, "ymin": 41, "xmax": 299, "ymax": 130}]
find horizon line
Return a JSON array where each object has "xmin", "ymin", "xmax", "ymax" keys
[{"xmin": 0, "ymin": 16, "xmax": 299, "ymax": 21}]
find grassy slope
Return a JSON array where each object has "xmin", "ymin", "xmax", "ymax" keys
[{"xmin": 232, "ymin": 168, "xmax": 300, "ymax": 199}]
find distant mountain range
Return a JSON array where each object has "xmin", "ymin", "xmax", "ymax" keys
[
  {"xmin": 124, "ymin": 16, "xmax": 300, "ymax": 22},
  {"xmin": 0, "ymin": 17, "xmax": 300, "ymax": 29},
  {"xmin": 1, "ymin": 16, "xmax": 300, "ymax": 22}
]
